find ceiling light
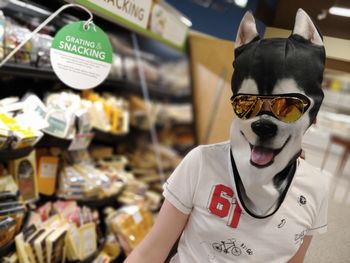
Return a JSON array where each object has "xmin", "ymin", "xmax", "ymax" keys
[
  {"xmin": 180, "ymin": 16, "xmax": 192, "ymax": 27},
  {"xmin": 329, "ymin": 6, "xmax": 350, "ymax": 17},
  {"xmin": 234, "ymin": 0, "xmax": 248, "ymax": 8}
]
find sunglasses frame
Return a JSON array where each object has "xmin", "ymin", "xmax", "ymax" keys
[{"xmin": 230, "ymin": 93, "xmax": 311, "ymax": 123}]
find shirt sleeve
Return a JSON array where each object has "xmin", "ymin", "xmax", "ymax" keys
[
  {"xmin": 307, "ymin": 172, "xmax": 330, "ymax": 235},
  {"xmin": 163, "ymin": 146, "xmax": 202, "ymax": 215}
]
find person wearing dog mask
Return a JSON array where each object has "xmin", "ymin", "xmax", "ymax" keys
[{"xmin": 126, "ymin": 9, "xmax": 328, "ymax": 263}]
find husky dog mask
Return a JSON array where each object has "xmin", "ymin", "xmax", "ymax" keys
[{"xmin": 230, "ymin": 9, "xmax": 325, "ymax": 216}]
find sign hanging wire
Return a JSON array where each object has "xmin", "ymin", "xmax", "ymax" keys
[{"xmin": 0, "ymin": 3, "xmax": 94, "ymax": 68}]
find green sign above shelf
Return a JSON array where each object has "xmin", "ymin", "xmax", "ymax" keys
[{"xmin": 67, "ymin": 0, "xmax": 190, "ymax": 51}]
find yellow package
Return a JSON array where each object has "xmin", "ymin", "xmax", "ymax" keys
[
  {"xmin": 78, "ymin": 223, "xmax": 97, "ymax": 260},
  {"xmin": 108, "ymin": 205, "xmax": 153, "ymax": 254},
  {"xmin": 65, "ymin": 224, "xmax": 80, "ymax": 261},
  {"xmin": 0, "ymin": 113, "xmax": 41, "ymax": 149},
  {"xmin": 37, "ymin": 156, "xmax": 58, "ymax": 196}
]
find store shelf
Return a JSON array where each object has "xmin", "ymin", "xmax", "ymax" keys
[
  {"xmin": 0, "ymin": 147, "xmax": 34, "ymax": 161},
  {"xmin": 0, "ymin": 63, "xmax": 56, "ymax": 80},
  {"xmin": 92, "ymin": 128, "xmax": 128, "ymax": 145},
  {"xmin": 36, "ymin": 133, "xmax": 72, "ymax": 148},
  {"xmin": 0, "ymin": 63, "xmax": 191, "ymax": 101},
  {"xmin": 76, "ymin": 190, "xmax": 124, "ymax": 209}
]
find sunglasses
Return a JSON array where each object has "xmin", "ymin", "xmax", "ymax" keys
[{"xmin": 231, "ymin": 94, "xmax": 310, "ymax": 123}]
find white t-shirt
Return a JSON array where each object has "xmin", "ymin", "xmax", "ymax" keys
[{"xmin": 163, "ymin": 141, "xmax": 329, "ymax": 263}]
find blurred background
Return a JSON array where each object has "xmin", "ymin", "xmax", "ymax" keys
[{"xmin": 0, "ymin": 0, "xmax": 349, "ymax": 262}]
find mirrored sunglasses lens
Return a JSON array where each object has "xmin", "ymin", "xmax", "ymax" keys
[
  {"xmin": 232, "ymin": 96, "xmax": 258, "ymax": 119},
  {"xmin": 271, "ymin": 98, "xmax": 304, "ymax": 122}
]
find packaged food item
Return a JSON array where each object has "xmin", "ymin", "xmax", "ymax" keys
[
  {"xmin": 33, "ymin": 227, "xmax": 56, "ymax": 263},
  {"xmin": 100, "ymin": 234, "xmax": 121, "ymax": 260},
  {"xmin": 92, "ymin": 252, "xmax": 111, "ymax": 263},
  {"xmin": 1, "ymin": 251, "xmax": 18, "ymax": 263},
  {"xmin": 78, "ymin": 223, "xmax": 97, "ymax": 259},
  {"xmin": 17, "ymin": 94, "xmax": 49, "ymax": 131},
  {"xmin": 0, "ymin": 113, "xmax": 42, "ymax": 149},
  {"xmin": 0, "ymin": 191, "xmax": 18, "ymax": 202},
  {"xmin": 45, "ymin": 224, "xmax": 68, "ymax": 263},
  {"xmin": 15, "ymin": 233, "xmax": 32, "ymax": 263},
  {"xmin": 36, "ymin": 202, "xmax": 52, "ymax": 222},
  {"xmin": 37, "ymin": 156, "xmax": 58, "ymax": 196},
  {"xmin": 44, "ymin": 109, "xmax": 75, "ymax": 139},
  {"xmin": 0, "ymin": 174, "xmax": 19, "ymax": 193},
  {"xmin": 9, "ymin": 151, "xmax": 38, "ymax": 202},
  {"xmin": 0, "ymin": 128, "xmax": 10, "ymax": 150},
  {"xmin": 107, "ymin": 205, "xmax": 153, "ymax": 254},
  {"xmin": 0, "ymin": 217, "xmax": 16, "ymax": 247},
  {"xmin": 0, "ymin": 205, "xmax": 25, "ymax": 233},
  {"xmin": 31, "ymin": 33, "xmax": 52, "ymax": 67},
  {"xmin": 65, "ymin": 224, "xmax": 80, "ymax": 261},
  {"xmin": 5, "ymin": 23, "xmax": 32, "ymax": 64},
  {"xmin": 0, "ymin": 11, "xmax": 6, "ymax": 60}
]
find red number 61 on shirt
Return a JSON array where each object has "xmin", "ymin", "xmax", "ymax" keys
[{"xmin": 207, "ymin": 184, "xmax": 242, "ymax": 228}]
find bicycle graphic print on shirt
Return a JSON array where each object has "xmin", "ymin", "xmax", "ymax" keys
[{"xmin": 211, "ymin": 238, "xmax": 253, "ymax": 257}]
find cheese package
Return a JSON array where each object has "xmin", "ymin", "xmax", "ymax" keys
[
  {"xmin": 15, "ymin": 233, "xmax": 31, "ymax": 263},
  {"xmin": 45, "ymin": 224, "xmax": 68, "ymax": 263},
  {"xmin": 0, "ymin": 217, "xmax": 16, "ymax": 247},
  {"xmin": 65, "ymin": 224, "xmax": 80, "ymax": 261},
  {"xmin": 78, "ymin": 223, "xmax": 97, "ymax": 260},
  {"xmin": 0, "ymin": 174, "xmax": 19, "ymax": 193},
  {"xmin": 24, "ymin": 228, "xmax": 46, "ymax": 263},
  {"xmin": 107, "ymin": 205, "xmax": 153, "ymax": 254},
  {"xmin": 0, "ymin": 205, "xmax": 26, "ymax": 234},
  {"xmin": 37, "ymin": 156, "xmax": 58, "ymax": 196},
  {"xmin": 0, "ymin": 113, "xmax": 42, "ymax": 149},
  {"xmin": 9, "ymin": 151, "xmax": 38, "ymax": 202},
  {"xmin": 33, "ymin": 228, "xmax": 55, "ymax": 263},
  {"xmin": 43, "ymin": 109, "xmax": 74, "ymax": 139}
]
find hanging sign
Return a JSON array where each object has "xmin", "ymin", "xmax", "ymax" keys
[
  {"xmin": 86, "ymin": 0, "xmax": 152, "ymax": 29},
  {"xmin": 50, "ymin": 21, "xmax": 113, "ymax": 90}
]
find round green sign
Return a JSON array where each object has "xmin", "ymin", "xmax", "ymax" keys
[{"xmin": 50, "ymin": 21, "xmax": 113, "ymax": 90}]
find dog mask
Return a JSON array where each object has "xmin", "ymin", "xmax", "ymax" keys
[{"xmin": 230, "ymin": 9, "xmax": 325, "ymax": 216}]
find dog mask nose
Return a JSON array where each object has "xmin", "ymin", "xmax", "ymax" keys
[{"xmin": 251, "ymin": 120, "xmax": 277, "ymax": 140}]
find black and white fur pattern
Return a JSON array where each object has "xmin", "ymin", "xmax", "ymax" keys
[{"xmin": 230, "ymin": 9, "xmax": 325, "ymax": 216}]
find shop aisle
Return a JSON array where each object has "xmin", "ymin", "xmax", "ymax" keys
[{"xmin": 303, "ymin": 143, "xmax": 350, "ymax": 263}]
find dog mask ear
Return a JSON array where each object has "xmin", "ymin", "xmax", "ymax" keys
[
  {"xmin": 235, "ymin": 11, "xmax": 260, "ymax": 49},
  {"xmin": 292, "ymin": 8, "xmax": 323, "ymax": 46}
]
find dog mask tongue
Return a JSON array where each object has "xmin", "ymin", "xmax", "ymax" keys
[{"xmin": 251, "ymin": 146, "xmax": 274, "ymax": 166}]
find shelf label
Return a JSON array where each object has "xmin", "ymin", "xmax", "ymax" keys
[
  {"xmin": 67, "ymin": 0, "xmax": 189, "ymax": 50},
  {"xmin": 150, "ymin": 4, "xmax": 188, "ymax": 47},
  {"xmin": 50, "ymin": 21, "xmax": 113, "ymax": 90},
  {"xmin": 88, "ymin": 0, "xmax": 152, "ymax": 29}
]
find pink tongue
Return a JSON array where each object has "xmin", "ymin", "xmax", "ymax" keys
[{"xmin": 251, "ymin": 146, "xmax": 274, "ymax": 166}]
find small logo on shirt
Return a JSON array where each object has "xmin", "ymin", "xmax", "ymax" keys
[
  {"xmin": 277, "ymin": 219, "xmax": 286, "ymax": 228},
  {"xmin": 298, "ymin": 195, "xmax": 307, "ymax": 205}
]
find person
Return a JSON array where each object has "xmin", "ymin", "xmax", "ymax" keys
[{"xmin": 125, "ymin": 8, "xmax": 328, "ymax": 263}]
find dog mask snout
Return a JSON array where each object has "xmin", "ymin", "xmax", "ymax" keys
[{"xmin": 251, "ymin": 120, "xmax": 277, "ymax": 140}]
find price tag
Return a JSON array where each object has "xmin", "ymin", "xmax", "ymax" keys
[{"xmin": 50, "ymin": 21, "xmax": 113, "ymax": 90}]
